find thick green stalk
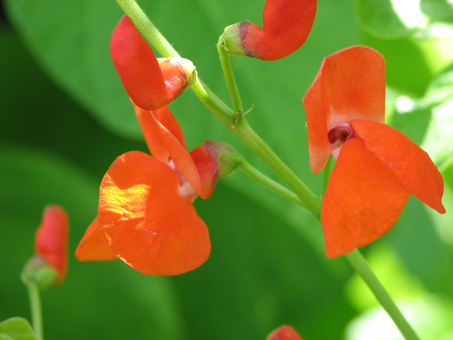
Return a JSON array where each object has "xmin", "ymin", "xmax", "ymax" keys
[
  {"xmin": 26, "ymin": 282, "xmax": 43, "ymax": 340},
  {"xmin": 345, "ymin": 250, "xmax": 421, "ymax": 340}
]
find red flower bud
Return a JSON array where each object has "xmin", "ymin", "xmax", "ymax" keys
[
  {"xmin": 266, "ymin": 325, "xmax": 303, "ymax": 340},
  {"xmin": 222, "ymin": 0, "xmax": 317, "ymax": 60},
  {"xmin": 110, "ymin": 16, "xmax": 195, "ymax": 110},
  {"xmin": 34, "ymin": 205, "xmax": 69, "ymax": 285}
]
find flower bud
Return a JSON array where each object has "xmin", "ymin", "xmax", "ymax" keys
[
  {"xmin": 29, "ymin": 205, "xmax": 69, "ymax": 286},
  {"xmin": 266, "ymin": 325, "xmax": 303, "ymax": 340}
]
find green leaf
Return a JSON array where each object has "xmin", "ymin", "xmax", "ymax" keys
[
  {"xmin": 355, "ymin": 0, "xmax": 413, "ymax": 39},
  {"xmin": 420, "ymin": 0, "xmax": 453, "ymax": 21},
  {"xmin": 0, "ymin": 317, "xmax": 37, "ymax": 340}
]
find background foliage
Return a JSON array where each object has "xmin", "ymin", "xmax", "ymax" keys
[{"xmin": 1, "ymin": 0, "xmax": 452, "ymax": 339}]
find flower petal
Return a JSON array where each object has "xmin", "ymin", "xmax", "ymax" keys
[
  {"xmin": 75, "ymin": 217, "xmax": 117, "ymax": 261},
  {"xmin": 98, "ymin": 151, "xmax": 210, "ymax": 275},
  {"xmin": 303, "ymin": 45, "xmax": 385, "ymax": 173},
  {"xmin": 111, "ymin": 16, "xmax": 177, "ymax": 110},
  {"xmin": 322, "ymin": 138, "xmax": 410, "ymax": 257},
  {"xmin": 351, "ymin": 119, "xmax": 445, "ymax": 213},
  {"xmin": 35, "ymin": 205, "xmax": 69, "ymax": 284},
  {"xmin": 242, "ymin": 0, "xmax": 316, "ymax": 60},
  {"xmin": 134, "ymin": 105, "xmax": 169, "ymax": 163},
  {"xmin": 134, "ymin": 105, "xmax": 186, "ymax": 163},
  {"xmin": 189, "ymin": 145, "xmax": 218, "ymax": 199},
  {"xmin": 155, "ymin": 118, "xmax": 207, "ymax": 198}
]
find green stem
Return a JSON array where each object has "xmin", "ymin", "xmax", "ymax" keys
[
  {"xmin": 235, "ymin": 119, "xmax": 321, "ymax": 217},
  {"xmin": 238, "ymin": 157, "xmax": 307, "ymax": 208},
  {"xmin": 26, "ymin": 282, "xmax": 43, "ymax": 340},
  {"xmin": 345, "ymin": 250, "xmax": 421, "ymax": 340},
  {"xmin": 217, "ymin": 40, "xmax": 243, "ymax": 115}
]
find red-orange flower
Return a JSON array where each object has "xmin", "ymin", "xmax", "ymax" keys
[
  {"xmin": 111, "ymin": 15, "xmax": 195, "ymax": 110},
  {"xmin": 76, "ymin": 106, "xmax": 223, "ymax": 275},
  {"xmin": 35, "ymin": 205, "xmax": 69, "ymax": 285},
  {"xmin": 303, "ymin": 45, "xmax": 445, "ymax": 257},
  {"xmin": 266, "ymin": 325, "xmax": 303, "ymax": 340},
  {"xmin": 222, "ymin": 0, "xmax": 317, "ymax": 60}
]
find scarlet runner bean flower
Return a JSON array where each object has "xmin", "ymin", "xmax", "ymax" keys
[
  {"xmin": 29, "ymin": 205, "xmax": 69, "ymax": 286},
  {"xmin": 76, "ymin": 105, "xmax": 237, "ymax": 275},
  {"xmin": 111, "ymin": 15, "xmax": 195, "ymax": 110},
  {"xmin": 303, "ymin": 45, "xmax": 446, "ymax": 257},
  {"xmin": 221, "ymin": 0, "xmax": 317, "ymax": 60},
  {"xmin": 266, "ymin": 325, "xmax": 303, "ymax": 340}
]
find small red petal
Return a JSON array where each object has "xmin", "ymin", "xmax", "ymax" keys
[
  {"xmin": 35, "ymin": 205, "xmax": 69, "ymax": 284},
  {"xmin": 153, "ymin": 106, "xmax": 186, "ymax": 149},
  {"xmin": 351, "ymin": 119, "xmax": 445, "ymax": 213},
  {"xmin": 75, "ymin": 217, "xmax": 117, "ymax": 261},
  {"xmin": 266, "ymin": 325, "xmax": 303, "ymax": 340},
  {"xmin": 134, "ymin": 105, "xmax": 187, "ymax": 164},
  {"xmin": 159, "ymin": 59, "xmax": 188, "ymax": 103},
  {"xmin": 134, "ymin": 105, "xmax": 169, "ymax": 163},
  {"xmin": 155, "ymin": 117, "xmax": 206, "ymax": 198},
  {"xmin": 303, "ymin": 46, "xmax": 385, "ymax": 173},
  {"xmin": 322, "ymin": 138, "xmax": 410, "ymax": 257},
  {"xmin": 110, "ymin": 16, "xmax": 168, "ymax": 110},
  {"xmin": 98, "ymin": 151, "xmax": 210, "ymax": 275},
  {"xmin": 243, "ymin": 0, "xmax": 317, "ymax": 60},
  {"xmin": 189, "ymin": 145, "xmax": 218, "ymax": 199}
]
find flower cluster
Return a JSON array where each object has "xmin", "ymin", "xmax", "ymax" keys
[{"xmin": 76, "ymin": 15, "xmax": 238, "ymax": 275}]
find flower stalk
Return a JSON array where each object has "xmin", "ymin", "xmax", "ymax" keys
[
  {"xmin": 345, "ymin": 250, "xmax": 421, "ymax": 340},
  {"xmin": 25, "ymin": 281, "xmax": 43, "ymax": 340}
]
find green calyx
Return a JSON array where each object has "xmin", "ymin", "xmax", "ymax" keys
[
  {"xmin": 219, "ymin": 21, "xmax": 253, "ymax": 57},
  {"xmin": 21, "ymin": 255, "xmax": 58, "ymax": 290},
  {"xmin": 203, "ymin": 140, "xmax": 241, "ymax": 179}
]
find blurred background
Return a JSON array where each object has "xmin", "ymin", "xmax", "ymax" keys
[{"xmin": 1, "ymin": 0, "xmax": 452, "ymax": 339}]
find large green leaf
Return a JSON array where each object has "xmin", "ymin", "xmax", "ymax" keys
[{"xmin": 0, "ymin": 318, "xmax": 36, "ymax": 340}]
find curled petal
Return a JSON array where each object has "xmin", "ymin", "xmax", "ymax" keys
[
  {"xmin": 224, "ymin": 0, "xmax": 316, "ymax": 60},
  {"xmin": 35, "ymin": 205, "xmax": 69, "ymax": 284},
  {"xmin": 322, "ymin": 138, "xmax": 410, "ymax": 257},
  {"xmin": 351, "ymin": 119, "xmax": 445, "ymax": 213},
  {"xmin": 245, "ymin": 0, "xmax": 317, "ymax": 60},
  {"xmin": 111, "ymin": 16, "xmax": 191, "ymax": 110},
  {"xmin": 303, "ymin": 46, "xmax": 385, "ymax": 173},
  {"xmin": 266, "ymin": 325, "xmax": 303, "ymax": 340},
  {"xmin": 98, "ymin": 151, "xmax": 210, "ymax": 275},
  {"xmin": 75, "ymin": 217, "xmax": 117, "ymax": 261},
  {"xmin": 134, "ymin": 105, "xmax": 185, "ymax": 163}
]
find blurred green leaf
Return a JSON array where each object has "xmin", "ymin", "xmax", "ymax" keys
[
  {"xmin": 421, "ymin": 0, "xmax": 453, "ymax": 21},
  {"xmin": 0, "ymin": 318, "xmax": 36, "ymax": 340},
  {"xmin": 356, "ymin": 0, "xmax": 413, "ymax": 39}
]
